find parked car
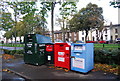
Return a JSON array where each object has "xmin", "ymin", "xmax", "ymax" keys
[
  {"xmin": 98, "ymin": 40, "xmax": 106, "ymax": 44},
  {"xmin": 86, "ymin": 41, "xmax": 96, "ymax": 43},
  {"xmin": 116, "ymin": 38, "xmax": 120, "ymax": 44}
]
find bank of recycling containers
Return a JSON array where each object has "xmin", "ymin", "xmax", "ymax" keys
[
  {"xmin": 24, "ymin": 34, "xmax": 52, "ymax": 65},
  {"xmin": 54, "ymin": 43, "xmax": 71, "ymax": 70},
  {"xmin": 45, "ymin": 43, "xmax": 54, "ymax": 64},
  {"xmin": 71, "ymin": 43, "xmax": 94, "ymax": 73}
]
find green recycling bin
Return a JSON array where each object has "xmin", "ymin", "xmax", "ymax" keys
[{"xmin": 24, "ymin": 34, "xmax": 52, "ymax": 65}]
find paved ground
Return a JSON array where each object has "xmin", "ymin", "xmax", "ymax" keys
[
  {"xmin": 0, "ymin": 46, "xmax": 23, "ymax": 50},
  {"xmin": 0, "ymin": 49, "xmax": 4, "ymax": 54},
  {"xmin": 2, "ymin": 57, "xmax": 119, "ymax": 80},
  {"xmin": 2, "ymin": 71, "xmax": 25, "ymax": 81},
  {"xmin": 0, "ymin": 49, "xmax": 2, "ymax": 81}
]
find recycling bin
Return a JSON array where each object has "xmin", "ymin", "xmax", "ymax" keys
[
  {"xmin": 54, "ymin": 43, "xmax": 71, "ymax": 70},
  {"xmin": 24, "ymin": 34, "xmax": 52, "ymax": 65},
  {"xmin": 45, "ymin": 43, "xmax": 54, "ymax": 64},
  {"xmin": 71, "ymin": 43, "xmax": 94, "ymax": 73},
  {"xmin": 36, "ymin": 43, "xmax": 46, "ymax": 65}
]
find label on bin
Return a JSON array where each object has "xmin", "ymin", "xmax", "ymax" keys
[
  {"xmin": 74, "ymin": 46, "xmax": 85, "ymax": 51},
  {"xmin": 74, "ymin": 46, "xmax": 82, "ymax": 50},
  {"xmin": 48, "ymin": 56, "xmax": 51, "ymax": 60},
  {"xmin": 73, "ymin": 58, "xmax": 85, "ymax": 69},
  {"xmin": 27, "ymin": 44, "xmax": 32, "ymax": 47},
  {"xmin": 66, "ymin": 47, "xmax": 69, "ymax": 50},
  {"xmin": 27, "ymin": 50, "xmax": 32, "ymax": 54},
  {"xmin": 58, "ymin": 52, "xmax": 64, "ymax": 55},
  {"xmin": 58, "ymin": 57, "xmax": 65, "ymax": 62}
]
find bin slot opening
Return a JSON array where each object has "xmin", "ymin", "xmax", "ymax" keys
[
  {"xmin": 75, "ymin": 53, "xmax": 81, "ymax": 55},
  {"xmin": 27, "ymin": 36, "xmax": 32, "ymax": 39},
  {"xmin": 59, "ymin": 45, "xmax": 64, "ymax": 50},
  {"xmin": 27, "ymin": 39, "xmax": 33, "ymax": 42},
  {"xmin": 74, "ymin": 45, "xmax": 83, "ymax": 51},
  {"xmin": 60, "ymin": 45, "xmax": 64, "ymax": 47},
  {"xmin": 26, "ymin": 48, "xmax": 32, "ymax": 50}
]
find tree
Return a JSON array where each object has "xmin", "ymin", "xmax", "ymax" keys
[
  {"xmin": 15, "ymin": 21, "xmax": 26, "ymax": 43},
  {"xmin": 110, "ymin": 0, "xmax": 120, "ymax": 8},
  {"xmin": 4, "ymin": 30, "xmax": 13, "ymax": 43},
  {"xmin": 59, "ymin": 2, "xmax": 77, "ymax": 42},
  {"xmin": 23, "ymin": 14, "xmax": 48, "ymax": 35},
  {"xmin": 39, "ymin": 2, "xmax": 51, "ymax": 35},
  {"xmin": 40, "ymin": 2, "xmax": 60, "ymax": 42},
  {"xmin": 7, "ymin": 2, "xmax": 37, "ymax": 44},
  {"xmin": 69, "ymin": 3, "xmax": 104, "ymax": 41},
  {"xmin": 0, "ymin": 12, "xmax": 14, "ymax": 31}
]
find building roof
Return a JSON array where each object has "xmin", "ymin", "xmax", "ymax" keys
[{"xmin": 105, "ymin": 24, "xmax": 120, "ymax": 27}]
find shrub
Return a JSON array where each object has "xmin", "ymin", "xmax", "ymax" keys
[
  {"xmin": 3, "ymin": 49, "xmax": 24, "ymax": 55},
  {"xmin": 94, "ymin": 48, "xmax": 120, "ymax": 65},
  {"xmin": 3, "ymin": 49, "xmax": 11, "ymax": 54}
]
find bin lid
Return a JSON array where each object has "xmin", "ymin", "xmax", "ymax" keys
[
  {"xmin": 36, "ymin": 34, "xmax": 52, "ymax": 43},
  {"xmin": 54, "ymin": 43, "xmax": 71, "ymax": 45}
]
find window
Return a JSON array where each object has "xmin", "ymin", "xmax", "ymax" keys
[
  {"xmin": 111, "ymin": 36, "xmax": 113, "ymax": 40},
  {"xmin": 115, "ymin": 29, "xmax": 118, "ymax": 33},
  {"xmin": 115, "ymin": 35, "xmax": 118, "ymax": 39},
  {"xmin": 105, "ymin": 35, "xmax": 107, "ymax": 40},
  {"xmin": 93, "ymin": 36, "xmax": 94, "ymax": 41},
  {"xmin": 105, "ymin": 29, "xmax": 107, "ymax": 34},
  {"xmin": 87, "ymin": 37, "xmax": 89, "ymax": 40},
  {"xmin": 69, "ymin": 33, "xmax": 71, "ymax": 36},
  {"xmin": 82, "ymin": 31, "xmax": 84, "ymax": 35},
  {"xmin": 82, "ymin": 37, "xmax": 84, "ymax": 41},
  {"xmin": 74, "ymin": 37, "xmax": 76, "ymax": 41},
  {"xmin": 74, "ymin": 32, "xmax": 76, "ymax": 36}
]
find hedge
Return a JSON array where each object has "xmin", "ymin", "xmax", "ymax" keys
[
  {"xmin": 94, "ymin": 48, "xmax": 120, "ymax": 65},
  {"xmin": 2, "ymin": 48, "xmax": 120, "ymax": 65},
  {"xmin": 3, "ymin": 49, "xmax": 24, "ymax": 55}
]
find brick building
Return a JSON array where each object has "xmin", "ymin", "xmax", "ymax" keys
[{"xmin": 45, "ymin": 30, "xmax": 79, "ymax": 42}]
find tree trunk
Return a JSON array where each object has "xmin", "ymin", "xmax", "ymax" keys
[
  {"xmin": 96, "ymin": 30, "xmax": 99, "ymax": 41},
  {"xmin": 51, "ymin": 2, "xmax": 54, "ymax": 43},
  {"xmin": 11, "ymin": 38, "xmax": 12, "ymax": 44},
  {"xmin": 63, "ymin": 20, "xmax": 66, "ymax": 42},
  {"xmin": 100, "ymin": 31, "xmax": 104, "ymax": 41},
  {"xmin": 14, "ymin": 16, "xmax": 17, "ymax": 52},
  {"xmin": 85, "ymin": 30, "xmax": 88, "ymax": 42},
  {"xmin": 19, "ymin": 36, "xmax": 22, "ymax": 44},
  {"xmin": 14, "ymin": 10, "xmax": 17, "ymax": 51}
]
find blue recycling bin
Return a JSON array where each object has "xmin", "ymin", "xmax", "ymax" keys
[{"xmin": 71, "ymin": 43, "xmax": 94, "ymax": 73}]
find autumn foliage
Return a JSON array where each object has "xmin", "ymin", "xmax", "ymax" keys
[
  {"xmin": 2, "ymin": 54, "xmax": 15, "ymax": 60},
  {"xmin": 92, "ymin": 63, "xmax": 119, "ymax": 75}
]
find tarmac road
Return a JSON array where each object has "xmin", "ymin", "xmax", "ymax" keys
[
  {"xmin": 0, "ymin": 48, "xmax": 24, "ymax": 81},
  {"xmin": 2, "ymin": 57, "xmax": 119, "ymax": 80}
]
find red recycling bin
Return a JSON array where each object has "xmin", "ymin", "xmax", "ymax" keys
[{"xmin": 54, "ymin": 43, "xmax": 71, "ymax": 70}]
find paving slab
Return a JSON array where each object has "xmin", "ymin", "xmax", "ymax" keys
[{"xmin": 2, "ymin": 58, "xmax": 119, "ymax": 80}]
